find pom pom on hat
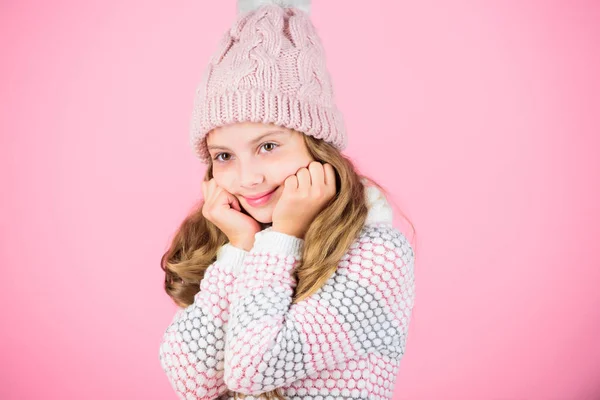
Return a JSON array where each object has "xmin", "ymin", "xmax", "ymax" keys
[{"xmin": 237, "ymin": 0, "xmax": 311, "ymax": 15}]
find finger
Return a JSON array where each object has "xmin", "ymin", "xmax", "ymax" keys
[
  {"xmin": 214, "ymin": 183, "xmax": 232, "ymax": 207},
  {"xmin": 308, "ymin": 161, "xmax": 325, "ymax": 188},
  {"xmin": 324, "ymin": 163, "xmax": 336, "ymax": 192},
  {"xmin": 284, "ymin": 173, "xmax": 299, "ymax": 191},
  {"xmin": 229, "ymin": 193, "xmax": 241, "ymax": 212},
  {"xmin": 296, "ymin": 167, "xmax": 311, "ymax": 192},
  {"xmin": 206, "ymin": 179, "xmax": 220, "ymax": 205}
]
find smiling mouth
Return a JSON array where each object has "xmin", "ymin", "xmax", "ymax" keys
[
  {"xmin": 244, "ymin": 188, "xmax": 277, "ymax": 200},
  {"xmin": 243, "ymin": 187, "xmax": 279, "ymax": 207}
]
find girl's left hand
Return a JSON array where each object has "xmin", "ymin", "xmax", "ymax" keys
[{"xmin": 272, "ymin": 161, "xmax": 337, "ymax": 239}]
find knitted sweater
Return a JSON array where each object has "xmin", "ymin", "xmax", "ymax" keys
[{"xmin": 159, "ymin": 182, "xmax": 416, "ymax": 399}]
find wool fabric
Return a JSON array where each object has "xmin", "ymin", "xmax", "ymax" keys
[
  {"xmin": 159, "ymin": 182, "xmax": 416, "ymax": 399},
  {"xmin": 189, "ymin": 2, "xmax": 347, "ymax": 163}
]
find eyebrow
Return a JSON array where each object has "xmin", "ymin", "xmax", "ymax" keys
[{"xmin": 207, "ymin": 130, "xmax": 288, "ymax": 151}]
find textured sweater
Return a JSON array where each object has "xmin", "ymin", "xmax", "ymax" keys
[{"xmin": 159, "ymin": 182, "xmax": 416, "ymax": 399}]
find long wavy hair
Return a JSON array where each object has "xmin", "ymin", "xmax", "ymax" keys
[{"xmin": 161, "ymin": 132, "xmax": 416, "ymax": 399}]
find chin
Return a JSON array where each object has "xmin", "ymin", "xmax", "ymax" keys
[
  {"xmin": 241, "ymin": 205, "xmax": 272, "ymax": 224},
  {"xmin": 253, "ymin": 211, "xmax": 273, "ymax": 225},
  {"xmin": 240, "ymin": 198, "xmax": 276, "ymax": 225}
]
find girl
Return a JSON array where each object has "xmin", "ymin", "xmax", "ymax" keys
[{"xmin": 159, "ymin": 2, "xmax": 416, "ymax": 399}]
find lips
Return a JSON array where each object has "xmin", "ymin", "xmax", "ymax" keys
[
  {"xmin": 243, "ymin": 188, "xmax": 277, "ymax": 200},
  {"xmin": 243, "ymin": 187, "xmax": 279, "ymax": 207}
]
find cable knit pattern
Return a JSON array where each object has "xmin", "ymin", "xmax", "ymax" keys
[
  {"xmin": 189, "ymin": 4, "xmax": 347, "ymax": 163},
  {"xmin": 159, "ymin": 183, "xmax": 416, "ymax": 399}
]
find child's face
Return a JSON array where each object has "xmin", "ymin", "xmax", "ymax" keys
[{"xmin": 206, "ymin": 122, "xmax": 315, "ymax": 224}]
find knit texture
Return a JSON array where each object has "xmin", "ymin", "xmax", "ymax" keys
[
  {"xmin": 158, "ymin": 182, "xmax": 415, "ymax": 399},
  {"xmin": 189, "ymin": 4, "xmax": 347, "ymax": 163}
]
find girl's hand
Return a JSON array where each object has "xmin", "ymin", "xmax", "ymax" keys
[
  {"xmin": 271, "ymin": 161, "xmax": 337, "ymax": 239},
  {"xmin": 201, "ymin": 179, "xmax": 261, "ymax": 249}
]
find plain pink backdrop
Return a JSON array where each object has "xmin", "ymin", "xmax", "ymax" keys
[{"xmin": 1, "ymin": 1, "xmax": 599, "ymax": 399}]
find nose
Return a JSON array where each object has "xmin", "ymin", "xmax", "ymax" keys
[{"xmin": 238, "ymin": 160, "xmax": 264, "ymax": 188}]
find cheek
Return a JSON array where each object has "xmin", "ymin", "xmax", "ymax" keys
[
  {"xmin": 272, "ymin": 158, "xmax": 311, "ymax": 182},
  {"xmin": 213, "ymin": 171, "xmax": 235, "ymax": 188}
]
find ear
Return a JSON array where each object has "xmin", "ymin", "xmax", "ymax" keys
[{"xmin": 237, "ymin": 0, "xmax": 312, "ymax": 15}]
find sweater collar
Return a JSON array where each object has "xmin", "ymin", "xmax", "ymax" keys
[{"xmin": 361, "ymin": 178, "xmax": 394, "ymax": 226}]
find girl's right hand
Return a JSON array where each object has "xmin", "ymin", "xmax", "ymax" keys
[{"xmin": 201, "ymin": 178, "xmax": 262, "ymax": 247}]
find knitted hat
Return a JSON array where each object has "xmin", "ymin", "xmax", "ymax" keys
[{"xmin": 189, "ymin": 0, "xmax": 348, "ymax": 163}]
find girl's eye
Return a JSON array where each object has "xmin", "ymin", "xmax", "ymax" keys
[
  {"xmin": 263, "ymin": 142, "xmax": 277, "ymax": 151},
  {"xmin": 213, "ymin": 142, "xmax": 279, "ymax": 163},
  {"xmin": 213, "ymin": 152, "xmax": 229, "ymax": 162}
]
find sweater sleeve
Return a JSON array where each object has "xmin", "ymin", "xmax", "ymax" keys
[
  {"xmin": 223, "ymin": 225, "xmax": 416, "ymax": 395},
  {"xmin": 159, "ymin": 243, "xmax": 248, "ymax": 400}
]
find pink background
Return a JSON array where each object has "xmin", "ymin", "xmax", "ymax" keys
[{"xmin": 1, "ymin": 1, "xmax": 599, "ymax": 399}]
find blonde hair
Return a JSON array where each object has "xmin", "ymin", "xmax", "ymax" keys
[{"xmin": 161, "ymin": 133, "xmax": 416, "ymax": 399}]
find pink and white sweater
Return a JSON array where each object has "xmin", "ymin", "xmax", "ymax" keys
[{"xmin": 159, "ymin": 183, "xmax": 416, "ymax": 399}]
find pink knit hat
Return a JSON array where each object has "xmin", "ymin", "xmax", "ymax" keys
[{"xmin": 189, "ymin": 0, "xmax": 348, "ymax": 163}]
